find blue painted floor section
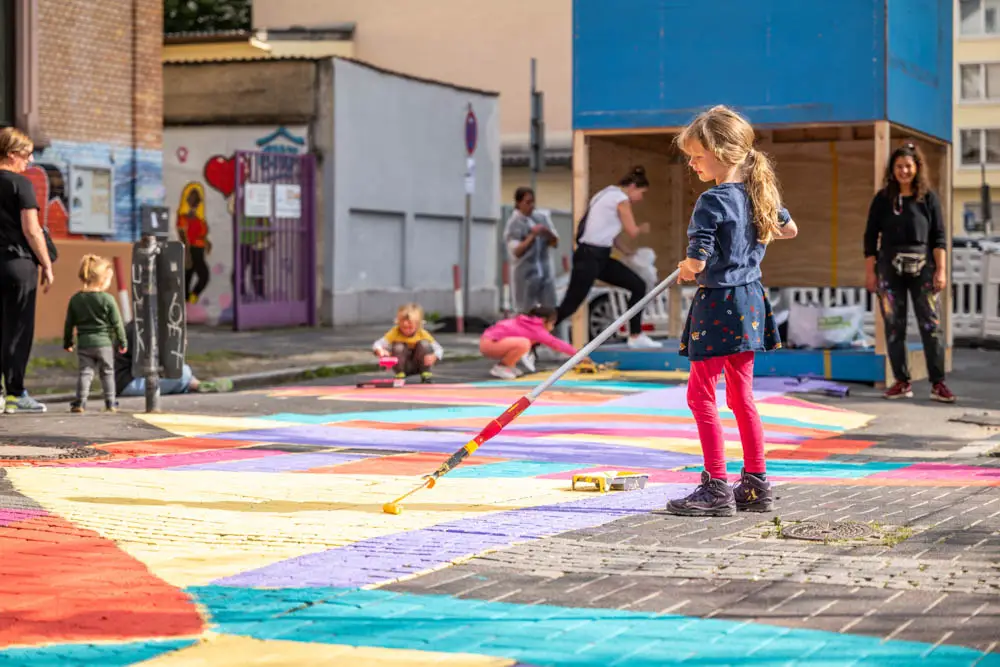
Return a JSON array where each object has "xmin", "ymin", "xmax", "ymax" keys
[
  {"xmin": 189, "ymin": 586, "xmax": 1000, "ymax": 667},
  {"xmin": 0, "ymin": 639, "xmax": 194, "ymax": 667}
]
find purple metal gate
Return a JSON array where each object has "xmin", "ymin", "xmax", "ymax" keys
[{"xmin": 232, "ymin": 151, "xmax": 317, "ymax": 330}]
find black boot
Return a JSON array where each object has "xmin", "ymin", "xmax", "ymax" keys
[{"xmin": 733, "ymin": 468, "xmax": 773, "ymax": 512}]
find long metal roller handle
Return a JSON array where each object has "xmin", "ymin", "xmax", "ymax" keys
[{"xmin": 526, "ymin": 267, "xmax": 682, "ymax": 401}]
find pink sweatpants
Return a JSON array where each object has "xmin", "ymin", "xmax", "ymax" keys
[{"xmin": 686, "ymin": 351, "xmax": 765, "ymax": 479}]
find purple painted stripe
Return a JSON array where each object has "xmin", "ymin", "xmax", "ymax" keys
[
  {"xmin": 72, "ymin": 448, "xmax": 287, "ymax": 469},
  {"xmin": 211, "ymin": 484, "xmax": 690, "ymax": 588},
  {"xmin": 172, "ymin": 452, "xmax": 367, "ymax": 473},
  {"xmin": 434, "ymin": 422, "xmax": 807, "ymax": 444},
  {"xmin": 606, "ymin": 385, "xmax": 793, "ymax": 410},
  {"xmin": 0, "ymin": 508, "xmax": 47, "ymax": 528},
  {"xmin": 203, "ymin": 425, "xmax": 702, "ymax": 469}
]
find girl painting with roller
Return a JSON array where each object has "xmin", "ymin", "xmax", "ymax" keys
[{"xmin": 664, "ymin": 105, "xmax": 799, "ymax": 518}]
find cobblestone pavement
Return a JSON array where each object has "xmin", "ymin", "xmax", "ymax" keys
[{"xmin": 1, "ymin": 358, "xmax": 999, "ymax": 665}]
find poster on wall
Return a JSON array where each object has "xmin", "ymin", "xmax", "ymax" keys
[
  {"xmin": 244, "ymin": 183, "xmax": 272, "ymax": 217},
  {"xmin": 275, "ymin": 184, "xmax": 302, "ymax": 219},
  {"xmin": 164, "ymin": 124, "xmax": 310, "ymax": 327},
  {"xmin": 68, "ymin": 164, "xmax": 115, "ymax": 235}
]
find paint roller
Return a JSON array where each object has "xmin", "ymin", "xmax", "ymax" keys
[{"xmin": 382, "ymin": 267, "xmax": 682, "ymax": 514}]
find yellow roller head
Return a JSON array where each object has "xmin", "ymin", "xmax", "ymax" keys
[{"xmin": 382, "ymin": 502, "xmax": 402, "ymax": 515}]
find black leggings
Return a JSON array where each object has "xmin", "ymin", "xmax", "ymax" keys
[
  {"xmin": 877, "ymin": 261, "xmax": 946, "ymax": 385},
  {"xmin": 186, "ymin": 246, "xmax": 210, "ymax": 300},
  {"xmin": 0, "ymin": 257, "xmax": 39, "ymax": 397},
  {"xmin": 556, "ymin": 244, "xmax": 647, "ymax": 336}
]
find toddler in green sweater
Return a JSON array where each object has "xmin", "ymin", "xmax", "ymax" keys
[{"xmin": 64, "ymin": 254, "xmax": 127, "ymax": 413}]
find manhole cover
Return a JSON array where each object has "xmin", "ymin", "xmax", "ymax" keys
[{"xmin": 782, "ymin": 521, "xmax": 874, "ymax": 542}]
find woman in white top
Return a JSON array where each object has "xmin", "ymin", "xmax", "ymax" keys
[{"xmin": 555, "ymin": 166, "xmax": 661, "ymax": 349}]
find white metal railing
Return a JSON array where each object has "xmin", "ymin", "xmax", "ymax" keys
[{"xmin": 601, "ymin": 246, "xmax": 996, "ymax": 343}]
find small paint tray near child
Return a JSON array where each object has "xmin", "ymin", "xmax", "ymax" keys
[{"xmin": 571, "ymin": 470, "xmax": 649, "ymax": 493}]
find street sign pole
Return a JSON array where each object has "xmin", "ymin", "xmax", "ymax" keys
[
  {"xmin": 463, "ymin": 104, "xmax": 478, "ymax": 331},
  {"xmin": 529, "ymin": 58, "xmax": 545, "ymax": 197}
]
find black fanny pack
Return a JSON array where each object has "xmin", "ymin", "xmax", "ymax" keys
[{"xmin": 891, "ymin": 250, "xmax": 926, "ymax": 277}]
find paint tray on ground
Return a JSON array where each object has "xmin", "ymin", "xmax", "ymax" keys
[{"xmin": 571, "ymin": 471, "xmax": 649, "ymax": 493}]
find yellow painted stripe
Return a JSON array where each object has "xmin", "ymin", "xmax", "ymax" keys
[
  {"xmin": 830, "ymin": 141, "xmax": 839, "ymax": 287},
  {"xmin": 823, "ymin": 349, "xmax": 833, "ymax": 379}
]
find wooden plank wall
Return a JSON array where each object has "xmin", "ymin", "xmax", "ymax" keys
[{"xmin": 586, "ymin": 135, "xmax": 705, "ymax": 276}]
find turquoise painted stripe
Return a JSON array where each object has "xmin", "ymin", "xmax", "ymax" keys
[
  {"xmin": 189, "ymin": 586, "xmax": 999, "ymax": 667},
  {"xmin": 263, "ymin": 406, "xmax": 847, "ymax": 432},
  {"xmin": 706, "ymin": 460, "xmax": 910, "ymax": 479},
  {"xmin": 466, "ymin": 380, "xmax": 662, "ymax": 392},
  {"xmin": 447, "ymin": 460, "xmax": 592, "ymax": 479},
  {"xmin": 0, "ymin": 639, "xmax": 194, "ymax": 666}
]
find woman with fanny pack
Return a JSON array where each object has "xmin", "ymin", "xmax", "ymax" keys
[{"xmin": 864, "ymin": 143, "xmax": 954, "ymax": 402}]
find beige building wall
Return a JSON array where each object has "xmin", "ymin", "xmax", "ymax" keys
[
  {"xmin": 953, "ymin": 0, "xmax": 1000, "ymax": 233},
  {"xmin": 253, "ymin": 0, "xmax": 573, "ymax": 210}
]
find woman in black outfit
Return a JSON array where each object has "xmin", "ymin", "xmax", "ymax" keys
[
  {"xmin": 864, "ymin": 143, "xmax": 954, "ymax": 402},
  {"xmin": 556, "ymin": 166, "xmax": 661, "ymax": 349},
  {"xmin": 0, "ymin": 127, "xmax": 53, "ymax": 414}
]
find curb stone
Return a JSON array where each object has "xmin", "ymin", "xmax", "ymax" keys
[{"xmin": 30, "ymin": 353, "xmax": 483, "ymax": 405}]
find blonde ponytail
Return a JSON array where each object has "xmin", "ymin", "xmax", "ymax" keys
[
  {"xmin": 743, "ymin": 150, "xmax": 783, "ymax": 245},
  {"xmin": 78, "ymin": 254, "xmax": 112, "ymax": 288}
]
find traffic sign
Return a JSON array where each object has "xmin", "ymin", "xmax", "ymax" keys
[{"xmin": 465, "ymin": 105, "xmax": 477, "ymax": 156}]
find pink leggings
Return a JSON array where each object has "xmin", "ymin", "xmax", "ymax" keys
[{"xmin": 687, "ymin": 351, "xmax": 765, "ymax": 479}]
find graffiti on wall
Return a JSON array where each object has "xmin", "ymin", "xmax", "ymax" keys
[
  {"xmin": 164, "ymin": 126, "xmax": 308, "ymax": 325},
  {"xmin": 22, "ymin": 165, "xmax": 78, "ymax": 240}
]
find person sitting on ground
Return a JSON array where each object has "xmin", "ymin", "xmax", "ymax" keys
[
  {"xmin": 480, "ymin": 305, "xmax": 585, "ymax": 379},
  {"xmin": 372, "ymin": 303, "xmax": 443, "ymax": 383},
  {"xmin": 64, "ymin": 254, "xmax": 127, "ymax": 413},
  {"xmin": 114, "ymin": 320, "xmax": 231, "ymax": 398}
]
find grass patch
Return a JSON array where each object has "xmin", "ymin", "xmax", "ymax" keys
[
  {"xmin": 185, "ymin": 350, "xmax": 259, "ymax": 364},
  {"xmin": 27, "ymin": 355, "xmax": 77, "ymax": 372}
]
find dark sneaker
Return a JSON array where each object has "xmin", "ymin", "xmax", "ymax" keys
[
  {"xmin": 930, "ymin": 382, "xmax": 956, "ymax": 403},
  {"xmin": 70, "ymin": 404, "xmax": 85, "ymax": 414},
  {"xmin": 5, "ymin": 392, "xmax": 47, "ymax": 414},
  {"xmin": 665, "ymin": 471, "xmax": 736, "ymax": 517},
  {"xmin": 733, "ymin": 468, "xmax": 773, "ymax": 512},
  {"xmin": 420, "ymin": 371, "xmax": 433, "ymax": 384},
  {"xmin": 883, "ymin": 381, "xmax": 913, "ymax": 400},
  {"xmin": 104, "ymin": 400, "xmax": 118, "ymax": 413}
]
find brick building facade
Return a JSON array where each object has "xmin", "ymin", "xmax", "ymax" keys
[{"xmin": 2, "ymin": 0, "xmax": 164, "ymax": 242}]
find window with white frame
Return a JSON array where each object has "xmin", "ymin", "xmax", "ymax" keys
[
  {"xmin": 964, "ymin": 201, "xmax": 1000, "ymax": 226},
  {"xmin": 961, "ymin": 129, "xmax": 1000, "ymax": 166},
  {"xmin": 960, "ymin": 63, "xmax": 1000, "ymax": 100},
  {"xmin": 961, "ymin": 0, "xmax": 1000, "ymax": 36}
]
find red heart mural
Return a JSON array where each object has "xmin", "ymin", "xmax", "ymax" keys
[{"xmin": 203, "ymin": 155, "xmax": 237, "ymax": 198}]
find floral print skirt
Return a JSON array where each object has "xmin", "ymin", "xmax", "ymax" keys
[{"xmin": 680, "ymin": 281, "xmax": 781, "ymax": 361}]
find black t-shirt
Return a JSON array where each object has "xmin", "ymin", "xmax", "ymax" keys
[
  {"xmin": 0, "ymin": 169, "xmax": 41, "ymax": 262},
  {"xmin": 863, "ymin": 189, "xmax": 947, "ymax": 261}
]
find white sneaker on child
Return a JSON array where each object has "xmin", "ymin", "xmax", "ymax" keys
[
  {"xmin": 519, "ymin": 350, "xmax": 537, "ymax": 373},
  {"xmin": 627, "ymin": 333, "xmax": 663, "ymax": 349},
  {"xmin": 490, "ymin": 364, "xmax": 520, "ymax": 380}
]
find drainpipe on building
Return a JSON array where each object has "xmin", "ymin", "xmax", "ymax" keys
[{"xmin": 130, "ymin": 0, "xmax": 139, "ymax": 239}]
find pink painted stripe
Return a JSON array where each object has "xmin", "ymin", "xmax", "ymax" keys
[
  {"xmin": 757, "ymin": 395, "xmax": 851, "ymax": 412},
  {"xmin": 506, "ymin": 427, "xmax": 805, "ymax": 444},
  {"xmin": 72, "ymin": 448, "xmax": 287, "ymax": 469},
  {"xmin": 868, "ymin": 463, "xmax": 1000, "ymax": 482},
  {"xmin": 0, "ymin": 508, "xmax": 47, "ymax": 528}
]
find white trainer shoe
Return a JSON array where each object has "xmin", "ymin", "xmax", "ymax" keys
[
  {"xmin": 520, "ymin": 350, "xmax": 537, "ymax": 373},
  {"xmin": 490, "ymin": 364, "xmax": 520, "ymax": 380},
  {"xmin": 627, "ymin": 333, "xmax": 663, "ymax": 349}
]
